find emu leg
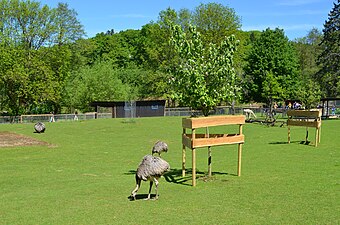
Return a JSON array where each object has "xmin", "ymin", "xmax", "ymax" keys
[
  {"xmin": 154, "ymin": 178, "xmax": 159, "ymax": 200},
  {"xmin": 131, "ymin": 178, "xmax": 141, "ymax": 200},
  {"xmin": 147, "ymin": 181, "xmax": 154, "ymax": 200}
]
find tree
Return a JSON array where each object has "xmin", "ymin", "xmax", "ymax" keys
[
  {"xmin": 0, "ymin": 1, "xmax": 84, "ymax": 49},
  {"xmin": 293, "ymin": 79, "xmax": 321, "ymax": 109},
  {"xmin": 0, "ymin": 45, "xmax": 59, "ymax": 115},
  {"xmin": 0, "ymin": 46, "xmax": 28, "ymax": 116},
  {"xmin": 136, "ymin": 23, "xmax": 164, "ymax": 70},
  {"xmin": 244, "ymin": 28, "xmax": 300, "ymax": 108},
  {"xmin": 0, "ymin": 0, "xmax": 53, "ymax": 49},
  {"xmin": 261, "ymin": 70, "xmax": 284, "ymax": 110},
  {"xmin": 0, "ymin": 0, "xmax": 84, "ymax": 115},
  {"xmin": 170, "ymin": 24, "xmax": 240, "ymax": 116},
  {"xmin": 64, "ymin": 62, "xmax": 130, "ymax": 112},
  {"xmin": 294, "ymin": 28, "xmax": 322, "ymax": 80},
  {"xmin": 53, "ymin": 3, "xmax": 84, "ymax": 46},
  {"xmin": 158, "ymin": 7, "xmax": 191, "ymax": 31},
  {"xmin": 317, "ymin": 0, "xmax": 340, "ymax": 97},
  {"xmin": 89, "ymin": 29, "xmax": 140, "ymax": 68},
  {"xmin": 192, "ymin": 3, "xmax": 241, "ymax": 45},
  {"xmin": 293, "ymin": 28, "xmax": 323, "ymax": 108}
]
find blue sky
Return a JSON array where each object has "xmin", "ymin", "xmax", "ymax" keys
[{"xmin": 40, "ymin": 0, "xmax": 334, "ymax": 40}]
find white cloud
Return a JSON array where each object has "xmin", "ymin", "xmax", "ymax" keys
[
  {"xmin": 242, "ymin": 23, "xmax": 322, "ymax": 31},
  {"xmin": 277, "ymin": 0, "xmax": 323, "ymax": 6},
  {"xmin": 241, "ymin": 9, "xmax": 326, "ymax": 17}
]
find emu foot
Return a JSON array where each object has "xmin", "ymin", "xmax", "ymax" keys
[{"xmin": 144, "ymin": 194, "xmax": 158, "ymax": 200}]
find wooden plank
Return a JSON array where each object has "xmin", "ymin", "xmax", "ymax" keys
[
  {"xmin": 185, "ymin": 133, "xmax": 241, "ymax": 138},
  {"xmin": 287, "ymin": 110, "xmax": 321, "ymax": 118},
  {"xmin": 192, "ymin": 134, "xmax": 245, "ymax": 148},
  {"xmin": 183, "ymin": 133, "xmax": 245, "ymax": 148},
  {"xmin": 182, "ymin": 115, "xmax": 245, "ymax": 129},
  {"xmin": 182, "ymin": 134, "xmax": 192, "ymax": 149},
  {"xmin": 287, "ymin": 119, "xmax": 321, "ymax": 128},
  {"xmin": 182, "ymin": 118, "xmax": 193, "ymax": 129}
]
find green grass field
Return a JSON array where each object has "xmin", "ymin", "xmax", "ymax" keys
[{"xmin": 0, "ymin": 117, "xmax": 339, "ymax": 224}]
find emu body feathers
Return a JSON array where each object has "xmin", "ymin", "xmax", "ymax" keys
[
  {"xmin": 130, "ymin": 155, "xmax": 170, "ymax": 200},
  {"xmin": 151, "ymin": 140, "xmax": 168, "ymax": 156}
]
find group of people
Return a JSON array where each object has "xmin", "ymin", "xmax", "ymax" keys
[{"xmin": 285, "ymin": 101, "xmax": 302, "ymax": 110}]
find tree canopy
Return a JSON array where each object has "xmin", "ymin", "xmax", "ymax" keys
[
  {"xmin": 0, "ymin": 0, "xmax": 333, "ymax": 116},
  {"xmin": 243, "ymin": 28, "xmax": 300, "ymax": 107},
  {"xmin": 317, "ymin": 0, "xmax": 340, "ymax": 97},
  {"xmin": 170, "ymin": 24, "xmax": 239, "ymax": 116},
  {"xmin": 0, "ymin": 0, "xmax": 84, "ymax": 115}
]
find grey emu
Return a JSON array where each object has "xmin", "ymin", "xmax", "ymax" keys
[
  {"xmin": 152, "ymin": 141, "xmax": 168, "ymax": 157},
  {"xmin": 130, "ymin": 155, "xmax": 170, "ymax": 200},
  {"xmin": 34, "ymin": 122, "xmax": 46, "ymax": 133}
]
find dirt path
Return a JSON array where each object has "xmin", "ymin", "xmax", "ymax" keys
[{"xmin": 0, "ymin": 131, "xmax": 48, "ymax": 147}]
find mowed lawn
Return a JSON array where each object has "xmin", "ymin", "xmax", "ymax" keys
[{"xmin": 0, "ymin": 116, "xmax": 339, "ymax": 224}]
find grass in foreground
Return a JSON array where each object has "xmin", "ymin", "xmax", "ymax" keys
[{"xmin": 0, "ymin": 117, "xmax": 339, "ymax": 224}]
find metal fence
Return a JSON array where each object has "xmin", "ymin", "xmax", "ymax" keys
[
  {"xmin": 0, "ymin": 107, "xmax": 293, "ymax": 124},
  {"xmin": 19, "ymin": 113, "xmax": 97, "ymax": 123},
  {"xmin": 165, "ymin": 106, "xmax": 263, "ymax": 117}
]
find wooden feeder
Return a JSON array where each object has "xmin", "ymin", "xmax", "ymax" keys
[
  {"xmin": 287, "ymin": 109, "xmax": 322, "ymax": 147},
  {"xmin": 182, "ymin": 115, "xmax": 245, "ymax": 186}
]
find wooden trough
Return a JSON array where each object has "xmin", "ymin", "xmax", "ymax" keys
[
  {"xmin": 182, "ymin": 115, "xmax": 245, "ymax": 186},
  {"xmin": 287, "ymin": 109, "xmax": 322, "ymax": 147}
]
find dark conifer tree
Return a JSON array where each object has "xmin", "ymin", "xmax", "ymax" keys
[{"xmin": 317, "ymin": 0, "xmax": 340, "ymax": 97}]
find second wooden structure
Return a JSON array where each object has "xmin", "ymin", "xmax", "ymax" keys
[{"xmin": 287, "ymin": 109, "xmax": 322, "ymax": 147}]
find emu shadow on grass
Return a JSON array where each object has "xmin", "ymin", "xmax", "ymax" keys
[
  {"xmin": 125, "ymin": 168, "xmax": 204, "ymax": 187},
  {"xmin": 269, "ymin": 140, "xmax": 312, "ymax": 146},
  {"xmin": 126, "ymin": 168, "xmax": 236, "ymax": 200}
]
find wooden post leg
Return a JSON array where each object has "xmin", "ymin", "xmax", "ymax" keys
[
  {"xmin": 208, "ymin": 146, "xmax": 212, "ymax": 177},
  {"xmin": 182, "ymin": 127, "xmax": 186, "ymax": 177},
  {"xmin": 318, "ymin": 127, "xmax": 321, "ymax": 143},
  {"xmin": 237, "ymin": 143, "xmax": 242, "ymax": 176},
  {"xmin": 288, "ymin": 127, "xmax": 291, "ymax": 144},
  {"xmin": 192, "ymin": 148, "xmax": 196, "ymax": 186},
  {"xmin": 182, "ymin": 144, "xmax": 186, "ymax": 177},
  {"xmin": 206, "ymin": 126, "xmax": 211, "ymax": 177},
  {"xmin": 315, "ymin": 128, "xmax": 318, "ymax": 147},
  {"xmin": 306, "ymin": 127, "xmax": 309, "ymax": 143}
]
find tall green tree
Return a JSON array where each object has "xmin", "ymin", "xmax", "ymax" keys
[
  {"xmin": 317, "ymin": 0, "xmax": 340, "ymax": 97},
  {"xmin": 0, "ymin": 45, "xmax": 58, "ymax": 115},
  {"xmin": 293, "ymin": 28, "xmax": 323, "ymax": 108},
  {"xmin": 0, "ymin": 46, "xmax": 28, "ymax": 115},
  {"xmin": 261, "ymin": 70, "xmax": 284, "ymax": 109},
  {"xmin": 0, "ymin": 1, "xmax": 84, "ymax": 49},
  {"xmin": 170, "ymin": 24, "xmax": 240, "ymax": 116},
  {"xmin": 64, "ymin": 62, "xmax": 130, "ymax": 112},
  {"xmin": 244, "ymin": 28, "xmax": 299, "ymax": 107},
  {"xmin": 294, "ymin": 28, "xmax": 322, "ymax": 80},
  {"xmin": 0, "ymin": 0, "xmax": 84, "ymax": 115},
  {"xmin": 53, "ymin": 3, "xmax": 84, "ymax": 46},
  {"xmin": 89, "ymin": 29, "xmax": 140, "ymax": 68},
  {"xmin": 0, "ymin": 0, "xmax": 53, "ymax": 49},
  {"xmin": 192, "ymin": 3, "xmax": 241, "ymax": 45}
]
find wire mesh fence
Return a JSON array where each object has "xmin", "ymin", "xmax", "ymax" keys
[
  {"xmin": 19, "ymin": 113, "xmax": 97, "ymax": 123},
  {"xmin": 164, "ymin": 106, "xmax": 263, "ymax": 117},
  {"xmin": 0, "ymin": 106, "xmax": 293, "ymax": 124}
]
